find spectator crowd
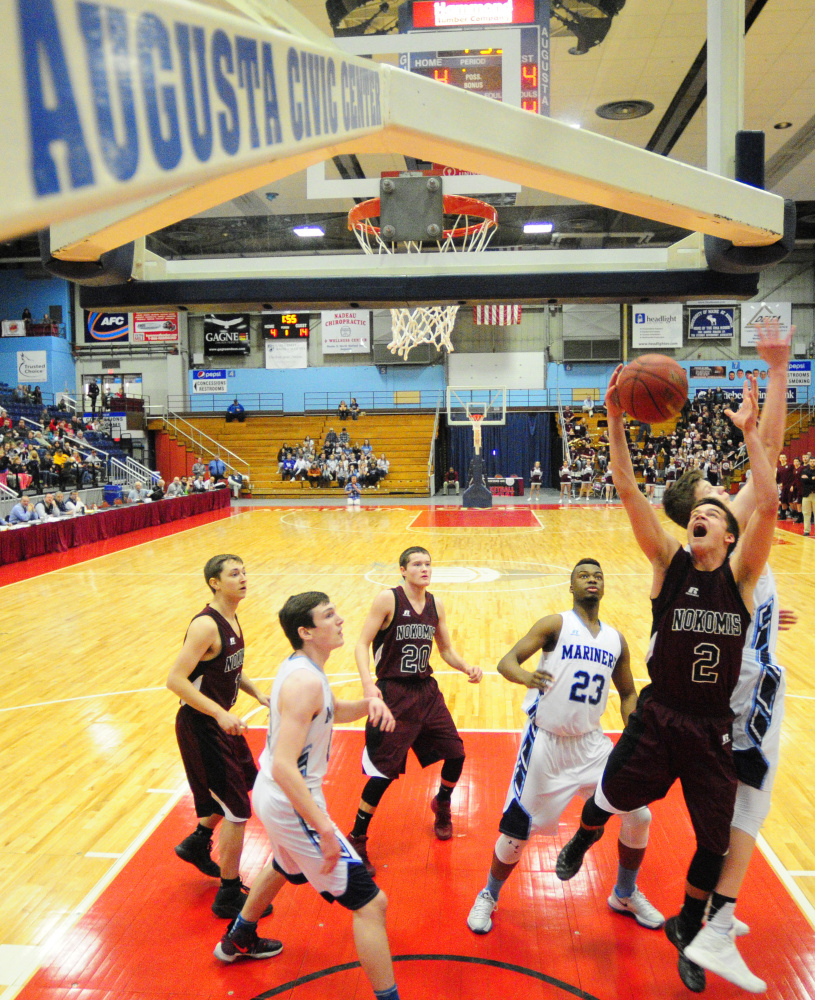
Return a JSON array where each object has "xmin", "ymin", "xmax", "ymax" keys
[{"xmin": 277, "ymin": 427, "xmax": 389, "ymax": 490}]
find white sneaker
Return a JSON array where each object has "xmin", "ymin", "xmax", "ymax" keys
[
  {"xmin": 733, "ymin": 915, "xmax": 750, "ymax": 936},
  {"xmin": 467, "ymin": 890, "xmax": 497, "ymax": 934},
  {"xmin": 684, "ymin": 925, "xmax": 766, "ymax": 993},
  {"xmin": 607, "ymin": 888, "xmax": 665, "ymax": 929}
]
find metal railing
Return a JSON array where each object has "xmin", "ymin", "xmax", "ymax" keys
[
  {"xmin": 148, "ymin": 406, "xmax": 251, "ymax": 481},
  {"xmin": 170, "ymin": 394, "xmax": 284, "ymax": 413},
  {"xmin": 305, "ymin": 391, "xmax": 443, "ymax": 413}
]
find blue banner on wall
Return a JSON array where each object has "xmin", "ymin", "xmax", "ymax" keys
[{"xmin": 688, "ymin": 307, "xmax": 735, "ymax": 339}]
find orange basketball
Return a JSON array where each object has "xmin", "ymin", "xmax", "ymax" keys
[{"xmin": 615, "ymin": 354, "xmax": 688, "ymax": 423}]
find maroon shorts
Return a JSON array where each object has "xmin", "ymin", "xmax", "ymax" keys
[
  {"xmin": 175, "ymin": 705, "xmax": 257, "ymax": 821},
  {"xmin": 364, "ymin": 675, "xmax": 464, "ymax": 779},
  {"xmin": 599, "ymin": 690, "xmax": 737, "ymax": 855}
]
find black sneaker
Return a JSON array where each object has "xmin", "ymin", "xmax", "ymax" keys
[
  {"xmin": 175, "ymin": 831, "xmax": 220, "ymax": 877},
  {"xmin": 665, "ymin": 915, "xmax": 706, "ymax": 993},
  {"xmin": 214, "ymin": 919, "xmax": 283, "ymax": 962},
  {"xmin": 555, "ymin": 827, "xmax": 604, "ymax": 881},
  {"xmin": 212, "ymin": 881, "xmax": 274, "ymax": 920},
  {"xmin": 348, "ymin": 833, "xmax": 376, "ymax": 877}
]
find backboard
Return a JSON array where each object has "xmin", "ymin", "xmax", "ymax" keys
[{"xmin": 446, "ymin": 386, "xmax": 507, "ymax": 425}]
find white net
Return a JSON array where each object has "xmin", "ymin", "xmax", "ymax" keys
[{"xmin": 388, "ymin": 305, "xmax": 460, "ymax": 359}]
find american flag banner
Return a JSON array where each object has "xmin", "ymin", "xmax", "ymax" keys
[{"xmin": 473, "ymin": 305, "xmax": 522, "ymax": 326}]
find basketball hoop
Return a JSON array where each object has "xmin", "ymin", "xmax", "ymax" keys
[{"xmin": 349, "ymin": 194, "xmax": 497, "ymax": 360}]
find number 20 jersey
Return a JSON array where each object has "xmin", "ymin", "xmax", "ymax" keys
[
  {"xmin": 522, "ymin": 610, "xmax": 622, "ymax": 737},
  {"xmin": 372, "ymin": 586, "xmax": 438, "ymax": 681}
]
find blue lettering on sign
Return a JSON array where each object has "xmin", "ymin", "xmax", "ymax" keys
[
  {"xmin": 18, "ymin": 1, "xmax": 382, "ymax": 198},
  {"xmin": 20, "ymin": 0, "xmax": 95, "ymax": 196},
  {"xmin": 78, "ymin": 4, "xmax": 139, "ymax": 181}
]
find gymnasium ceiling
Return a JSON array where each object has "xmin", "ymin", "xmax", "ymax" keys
[{"xmin": 5, "ymin": 0, "xmax": 815, "ymax": 265}]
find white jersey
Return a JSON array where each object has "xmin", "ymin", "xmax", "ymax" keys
[
  {"xmin": 731, "ymin": 565, "xmax": 785, "ymax": 789},
  {"xmin": 522, "ymin": 610, "xmax": 622, "ymax": 737},
  {"xmin": 259, "ymin": 653, "xmax": 334, "ymax": 801}
]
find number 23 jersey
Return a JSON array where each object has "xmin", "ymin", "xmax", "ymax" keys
[
  {"xmin": 522, "ymin": 610, "xmax": 622, "ymax": 737},
  {"xmin": 373, "ymin": 586, "xmax": 438, "ymax": 681}
]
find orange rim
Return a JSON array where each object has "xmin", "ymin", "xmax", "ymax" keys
[{"xmin": 348, "ymin": 195, "xmax": 497, "ymax": 240}]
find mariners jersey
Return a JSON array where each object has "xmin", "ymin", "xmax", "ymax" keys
[
  {"xmin": 522, "ymin": 610, "xmax": 622, "ymax": 737},
  {"xmin": 259, "ymin": 653, "xmax": 334, "ymax": 793},
  {"xmin": 372, "ymin": 586, "xmax": 438, "ymax": 681},
  {"xmin": 183, "ymin": 606, "xmax": 245, "ymax": 711},
  {"xmin": 648, "ymin": 547, "xmax": 751, "ymax": 717}
]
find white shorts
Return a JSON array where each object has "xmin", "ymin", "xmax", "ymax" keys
[
  {"xmin": 499, "ymin": 724, "xmax": 612, "ymax": 838},
  {"xmin": 730, "ymin": 663, "xmax": 785, "ymax": 791},
  {"xmin": 252, "ymin": 771, "xmax": 376, "ymax": 909}
]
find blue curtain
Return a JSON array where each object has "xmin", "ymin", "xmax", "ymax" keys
[{"xmin": 446, "ymin": 412, "xmax": 553, "ymax": 488}]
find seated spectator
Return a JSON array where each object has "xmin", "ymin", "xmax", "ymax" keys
[
  {"xmin": 127, "ymin": 481, "xmax": 150, "ymax": 502},
  {"xmin": 345, "ymin": 474, "xmax": 361, "ymax": 505},
  {"xmin": 442, "ymin": 467, "xmax": 459, "ymax": 495},
  {"xmin": 66, "ymin": 490, "xmax": 86, "ymax": 512},
  {"xmin": 280, "ymin": 454, "xmax": 296, "ymax": 480},
  {"xmin": 307, "ymin": 461, "xmax": 322, "ymax": 488},
  {"xmin": 336, "ymin": 457, "xmax": 350, "ymax": 487},
  {"xmin": 227, "ymin": 472, "xmax": 245, "ymax": 498},
  {"xmin": 191, "ymin": 456, "xmax": 206, "ymax": 479},
  {"xmin": 338, "ymin": 427, "xmax": 350, "ymax": 448},
  {"xmin": 277, "ymin": 445, "xmax": 290, "ymax": 472},
  {"xmin": 207, "ymin": 456, "xmax": 227, "ymax": 482},
  {"xmin": 32, "ymin": 385, "xmax": 42, "ymax": 406},
  {"xmin": 35, "ymin": 493, "xmax": 58, "ymax": 519},
  {"xmin": 376, "ymin": 454, "xmax": 389, "ymax": 483},
  {"xmin": 225, "ymin": 398, "xmax": 245, "ymax": 423},
  {"xmin": 325, "ymin": 427, "xmax": 339, "ymax": 448},
  {"xmin": 361, "ymin": 438, "xmax": 373, "ymax": 457},
  {"xmin": 149, "ymin": 479, "xmax": 166, "ymax": 501},
  {"xmin": 326, "ymin": 454, "xmax": 339, "ymax": 481},
  {"xmin": 179, "ymin": 476, "xmax": 190, "ymax": 494},
  {"xmin": 293, "ymin": 452, "xmax": 310, "ymax": 481},
  {"xmin": 85, "ymin": 451, "xmax": 102, "ymax": 485},
  {"xmin": 581, "ymin": 396, "xmax": 594, "ymax": 417},
  {"xmin": 349, "ymin": 397, "xmax": 361, "ymax": 420},
  {"xmin": 9, "ymin": 498, "xmax": 39, "ymax": 524},
  {"xmin": 54, "ymin": 492, "xmax": 71, "ymax": 514},
  {"xmin": 26, "ymin": 448, "xmax": 42, "ymax": 493},
  {"xmin": 190, "ymin": 475, "xmax": 206, "ymax": 493},
  {"xmin": 337, "ymin": 400, "xmax": 349, "ymax": 421},
  {"xmin": 166, "ymin": 477, "xmax": 184, "ymax": 497}
]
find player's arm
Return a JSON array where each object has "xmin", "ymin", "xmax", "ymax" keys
[
  {"xmin": 238, "ymin": 673, "xmax": 270, "ymax": 709},
  {"xmin": 354, "ymin": 590, "xmax": 394, "ymax": 699},
  {"xmin": 497, "ymin": 614, "xmax": 562, "ymax": 690},
  {"xmin": 605, "ymin": 366, "xmax": 679, "ymax": 579},
  {"xmin": 334, "ymin": 694, "xmax": 395, "ymax": 730},
  {"xmin": 166, "ymin": 617, "xmax": 246, "ymax": 735},
  {"xmin": 272, "ymin": 671, "xmax": 341, "ymax": 873},
  {"xmin": 610, "ymin": 633, "xmax": 637, "ymax": 726},
  {"xmin": 729, "ymin": 379, "xmax": 779, "ymax": 598},
  {"xmin": 434, "ymin": 596, "xmax": 483, "ymax": 683}
]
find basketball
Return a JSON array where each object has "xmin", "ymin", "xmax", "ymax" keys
[{"xmin": 615, "ymin": 354, "xmax": 688, "ymax": 423}]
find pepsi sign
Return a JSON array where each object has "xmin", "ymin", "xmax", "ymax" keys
[{"xmin": 85, "ymin": 311, "xmax": 129, "ymax": 342}]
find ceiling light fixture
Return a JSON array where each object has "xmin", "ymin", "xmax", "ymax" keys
[
  {"xmin": 293, "ymin": 226, "xmax": 325, "ymax": 237},
  {"xmin": 524, "ymin": 222, "xmax": 554, "ymax": 234},
  {"xmin": 596, "ymin": 100, "xmax": 654, "ymax": 121},
  {"xmin": 773, "ymin": 121, "xmax": 792, "ymax": 130}
]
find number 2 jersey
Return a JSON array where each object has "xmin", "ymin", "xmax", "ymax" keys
[
  {"xmin": 182, "ymin": 606, "xmax": 245, "ymax": 711},
  {"xmin": 372, "ymin": 586, "xmax": 438, "ymax": 681},
  {"xmin": 523, "ymin": 609, "xmax": 622, "ymax": 737}
]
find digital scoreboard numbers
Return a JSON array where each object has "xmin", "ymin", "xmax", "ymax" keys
[
  {"xmin": 262, "ymin": 312, "xmax": 312, "ymax": 338},
  {"xmin": 409, "ymin": 50, "xmax": 541, "ymax": 111}
]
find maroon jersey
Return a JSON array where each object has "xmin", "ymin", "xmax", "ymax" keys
[
  {"xmin": 373, "ymin": 586, "xmax": 438, "ymax": 681},
  {"xmin": 184, "ymin": 606, "xmax": 245, "ymax": 711},
  {"xmin": 647, "ymin": 548, "xmax": 750, "ymax": 717},
  {"xmin": 777, "ymin": 463, "xmax": 794, "ymax": 489}
]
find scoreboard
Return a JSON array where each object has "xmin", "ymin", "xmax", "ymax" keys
[
  {"xmin": 407, "ymin": 46, "xmax": 542, "ymax": 113},
  {"xmin": 262, "ymin": 312, "xmax": 312, "ymax": 338}
]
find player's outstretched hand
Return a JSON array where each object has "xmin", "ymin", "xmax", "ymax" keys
[
  {"xmin": 527, "ymin": 668, "xmax": 554, "ymax": 692},
  {"xmin": 367, "ymin": 697, "xmax": 395, "ymax": 731},
  {"xmin": 463, "ymin": 663, "xmax": 483, "ymax": 684},
  {"xmin": 755, "ymin": 319, "xmax": 794, "ymax": 369},
  {"xmin": 779, "ymin": 608, "xmax": 798, "ymax": 630},
  {"xmin": 256, "ymin": 692, "xmax": 271, "ymax": 709},
  {"xmin": 215, "ymin": 709, "xmax": 248, "ymax": 736},
  {"xmin": 318, "ymin": 827, "xmax": 342, "ymax": 874},
  {"xmin": 605, "ymin": 364, "xmax": 624, "ymax": 418},
  {"xmin": 724, "ymin": 375, "xmax": 759, "ymax": 434}
]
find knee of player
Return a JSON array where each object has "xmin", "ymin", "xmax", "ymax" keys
[{"xmin": 360, "ymin": 886, "xmax": 388, "ymax": 921}]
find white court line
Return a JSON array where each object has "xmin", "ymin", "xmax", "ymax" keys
[
  {"xmin": 0, "ymin": 686, "xmax": 165, "ymax": 714},
  {"xmin": 757, "ymin": 835, "xmax": 815, "ymax": 930},
  {"xmin": 788, "ymin": 871, "xmax": 815, "ymax": 877}
]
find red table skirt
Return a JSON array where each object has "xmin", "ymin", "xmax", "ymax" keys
[{"xmin": 0, "ymin": 490, "xmax": 230, "ymax": 565}]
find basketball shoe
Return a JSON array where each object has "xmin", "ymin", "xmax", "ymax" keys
[
  {"xmin": 430, "ymin": 795, "xmax": 453, "ymax": 840},
  {"xmin": 348, "ymin": 833, "xmax": 376, "ymax": 877},
  {"xmin": 684, "ymin": 924, "xmax": 766, "ymax": 993},
  {"xmin": 607, "ymin": 888, "xmax": 665, "ymax": 929},
  {"xmin": 467, "ymin": 890, "xmax": 497, "ymax": 934},
  {"xmin": 212, "ymin": 880, "xmax": 274, "ymax": 920},
  {"xmin": 664, "ymin": 915, "xmax": 706, "ymax": 993},
  {"xmin": 175, "ymin": 829, "xmax": 220, "ymax": 877},
  {"xmin": 214, "ymin": 919, "xmax": 283, "ymax": 962},
  {"xmin": 555, "ymin": 826, "xmax": 604, "ymax": 880}
]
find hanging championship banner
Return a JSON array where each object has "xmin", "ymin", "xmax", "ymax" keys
[
  {"xmin": 688, "ymin": 306, "xmax": 735, "ymax": 340},
  {"xmin": 631, "ymin": 304, "xmax": 682, "ymax": 348},
  {"xmin": 321, "ymin": 310, "xmax": 371, "ymax": 354},
  {"xmin": 204, "ymin": 314, "xmax": 250, "ymax": 355},
  {"xmin": 265, "ymin": 340, "xmax": 308, "ymax": 369},
  {"xmin": 740, "ymin": 302, "xmax": 792, "ymax": 347}
]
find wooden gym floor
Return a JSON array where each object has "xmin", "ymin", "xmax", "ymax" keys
[{"xmin": 1, "ymin": 501, "xmax": 814, "ymax": 999}]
